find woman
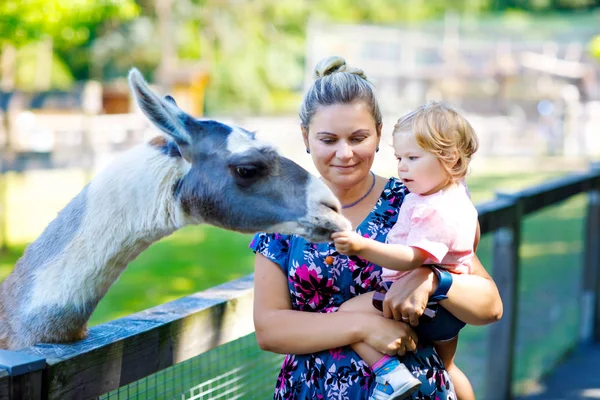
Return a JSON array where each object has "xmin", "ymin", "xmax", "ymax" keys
[{"xmin": 251, "ymin": 56, "xmax": 502, "ymax": 400}]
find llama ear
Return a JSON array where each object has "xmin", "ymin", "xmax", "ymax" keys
[
  {"xmin": 164, "ymin": 95, "xmax": 177, "ymax": 106},
  {"xmin": 165, "ymin": 137, "xmax": 193, "ymax": 163},
  {"xmin": 128, "ymin": 68, "xmax": 192, "ymax": 148}
]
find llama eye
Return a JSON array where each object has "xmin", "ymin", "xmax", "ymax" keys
[{"xmin": 235, "ymin": 165, "xmax": 259, "ymax": 179}]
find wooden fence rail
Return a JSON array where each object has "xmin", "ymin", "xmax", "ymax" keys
[
  {"xmin": 480, "ymin": 164, "xmax": 600, "ymax": 400},
  {"xmin": 0, "ymin": 276, "xmax": 256, "ymax": 399},
  {"xmin": 1, "ymin": 164, "xmax": 600, "ymax": 400}
]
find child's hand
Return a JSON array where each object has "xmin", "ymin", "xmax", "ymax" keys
[{"xmin": 331, "ymin": 231, "xmax": 365, "ymax": 256}]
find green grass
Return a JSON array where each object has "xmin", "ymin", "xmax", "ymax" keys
[
  {"xmin": 0, "ymin": 169, "xmax": 256, "ymax": 326},
  {"xmin": 0, "ymin": 226, "xmax": 255, "ymax": 326},
  {"xmin": 455, "ymin": 193, "xmax": 586, "ymax": 397},
  {"xmin": 100, "ymin": 333, "xmax": 285, "ymax": 400},
  {"xmin": 0, "ymin": 166, "xmax": 590, "ymax": 398},
  {"xmin": 458, "ymin": 169, "xmax": 587, "ymax": 396},
  {"xmin": 89, "ymin": 226, "xmax": 255, "ymax": 326}
]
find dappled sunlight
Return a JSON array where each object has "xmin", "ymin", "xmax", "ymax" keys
[
  {"xmin": 526, "ymin": 195, "xmax": 586, "ymax": 220},
  {"xmin": 581, "ymin": 389, "xmax": 600, "ymax": 398},
  {"xmin": 514, "ymin": 377, "xmax": 547, "ymax": 396},
  {"xmin": 159, "ymin": 294, "xmax": 189, "ymax": 305},
  {"xmin": 520, "ymin": 241, "xmax": 582, "ymax": 259},
  {"xmin": 533, "ymin": 207, "xmax": 584, "ymax": 222},
  {"xmin": 0, "ymin": 165, "xmax": 591, "ymax": 375},
  {"xmin": 170, "ymin": 276, "xmax": 196, "ymax": 292},
  {"xmin": 96, "ymin": 310, "xmax": 134, "ymax": 325},
  {"xmin": 1, "ymin": 1, "xmax": 599, "ymax": 396},
  {"xmin": 0, "ymin": 248, "xmax": 23, "ymax": 280},
  {"xmin": 4, "ymin": 169, "xmax": 88, "ymax": 245},
  {"xmin": 163, "ymin": 226, "xmax": 207, "ymax": 244},
  {"xmin": 466, "ymin": 170, "xmax": 573, "ymax": 204},
  {"xmin": 227, "ymin": 272, "xmax": 251, "ymax": 282},
  {"xmin": 0, "ymin": 263, "xmax": 13, "ymax": 280}
]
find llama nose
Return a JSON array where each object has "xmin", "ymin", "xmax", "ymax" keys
[{"xmin": 321, "ymin": 199, "xmax": 341, "ymax": 214}]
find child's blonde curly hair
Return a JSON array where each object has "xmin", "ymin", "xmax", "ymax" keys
[{"xmin": 393, "ymin": 101, "xmax": 479, "ymax": 182}]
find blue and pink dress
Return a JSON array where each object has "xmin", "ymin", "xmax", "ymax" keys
[{"xmin": 250, "ymin": 177, "xmax": 456, "ymax": 400}]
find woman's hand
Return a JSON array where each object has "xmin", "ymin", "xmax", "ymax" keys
[
  {"xmin": 382, "ymin": 267, "xmax": 436, "ymax": 326},
  {"xmin": 442, "ymin": 254, "xmax": 503, "ymax": 325},
  {"xmin": 362, "ymin": 314, "xmax": 418, "ymax": 356}
]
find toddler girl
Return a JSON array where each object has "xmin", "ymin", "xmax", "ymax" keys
[{"xmin": 332, "ymin": 101, "xmax": 479, "ymax": 400}]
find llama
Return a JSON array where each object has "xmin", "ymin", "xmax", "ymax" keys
[{"xmin": 0, "ymin": 69, "xmax": 351, "ymax": 350}]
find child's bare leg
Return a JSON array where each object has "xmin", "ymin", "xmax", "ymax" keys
[
  {"xmin": 433, "ymin": 336, "xmax": 475, "ymax": 400},
  {"xmin": 338, "ymin": 293, "xmax": 384, "ymax": 366}
]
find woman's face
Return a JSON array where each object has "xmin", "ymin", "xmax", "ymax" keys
[{"xmin": 303, "ymin": 101, "xmax": 380, "ymax": 190}]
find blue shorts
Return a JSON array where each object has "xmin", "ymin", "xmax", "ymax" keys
[{"xmin": 372, "ymin": 281, "xmax": 466, "ymax": 342}]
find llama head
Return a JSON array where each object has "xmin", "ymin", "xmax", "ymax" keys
[{"xmin": 128, "ymin": 68, "xmax": 351, "ymax": 242}]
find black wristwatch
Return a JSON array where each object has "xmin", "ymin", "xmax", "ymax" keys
[{"xmin": 428, "ymin": 265, "xmax": 453, "ymax": 302}]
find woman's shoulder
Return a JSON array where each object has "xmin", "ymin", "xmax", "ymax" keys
[
  {"xmin": 250, "ymin": 231, "xmax": 304, "ymax": 252},
  {"xmin": 385, "ymin": 176, "xmax": 405, "ymax": 191},
  {"xmin": 375, "ymin": 177, "xmax": 409, "ymax": 209}
]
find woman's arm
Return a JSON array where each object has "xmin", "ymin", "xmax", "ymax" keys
[
  {"xmin": 440, "ymin": 254, "xmax": 503, "ymax": 325},
  {"xmin": 441, "ymin": 220, "xmax": 503, "ymax": 325},
  {"xmin": 383, "ymin": 222, "xmax": 503, "ymax": 326},
  {"xmin": 253, "ymin": 254, "xmax": 417, "ymax": 355}
]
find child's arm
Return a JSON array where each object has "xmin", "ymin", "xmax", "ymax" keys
[{"xmin": 331, "ymin": 231, "xmax": 429, "ymax": 271}]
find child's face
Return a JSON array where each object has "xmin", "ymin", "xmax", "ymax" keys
[{"xmin": 393, "ymin": 130, "xmax": 450, "ymax": 196}]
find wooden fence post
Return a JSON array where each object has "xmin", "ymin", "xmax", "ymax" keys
[
  {"xmin": 581, "ymin": 162, "xmax": 600, "ymax": 342},
  {"xmin": 0, "ymin": 350, "xmax": 46, "ymax": 400},
  {"xmin": 1, "ymin": 368, "xmax": 9, "ymax": 399},
  {"xmin": 485, "ymin": 194, "xmax": 522, "ymax": 400}
]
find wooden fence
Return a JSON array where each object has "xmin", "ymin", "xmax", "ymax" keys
[{"xmin": 1, "ymin": 164, "xmax": 599, "ymax": 400}]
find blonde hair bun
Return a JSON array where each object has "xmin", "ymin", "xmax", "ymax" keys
[
  {"xmin": 313, "ymin": 56, "xmax": 368, "ymax": 81},
  {"xmin": 299, "ymin": 55, "xmax": 381, "ymax": 129}
]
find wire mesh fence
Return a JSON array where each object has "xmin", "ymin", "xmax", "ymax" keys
[
  {"xmin": 456, "ymin": 193, "xmax": 587, "ymax": 397},
  {"xmin": 99, "ymin": 182, "xmax": 590, "ymax": 400},
  {"xmin": 100, "ymin": 333, "xmax": 284, "ymax": 400},
  {"xmin": 511, "ymin": 194, "xmax": 586, "ymax": 394}
]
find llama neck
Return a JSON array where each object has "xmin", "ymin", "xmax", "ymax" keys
[{"xmin": 21, "ymin": 144, "xmax": 190, "ymax": 319}]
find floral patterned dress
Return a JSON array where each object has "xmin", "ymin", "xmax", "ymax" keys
[{"xmin": 250, "ymin": 177, "xmax": 456, "ymax": 400}]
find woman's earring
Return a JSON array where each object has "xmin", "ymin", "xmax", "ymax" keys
[
  {"xmin": 306, "ymin": 148, "xmax": 310, "ymax": 154},
  {"xmin": 376, "ymin": 147, "xmax": 379, "ymax": 153}
]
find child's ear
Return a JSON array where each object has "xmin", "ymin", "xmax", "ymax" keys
[
  {"xmin": 450, "ymin": 148, "xmax": 462, "ymax": 174},
  {"xmin": 446, "ymin": 148, "xmax": 459, "ymax": 163}
]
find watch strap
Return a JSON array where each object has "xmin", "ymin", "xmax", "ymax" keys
[{"xmin": 429, "ymin": 265, "xmax": 452, "ymax": 302}]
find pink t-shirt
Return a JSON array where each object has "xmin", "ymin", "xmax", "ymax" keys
[{"xmin": 382, "ymin": 184, "xmax": 477, "ymax": 281}]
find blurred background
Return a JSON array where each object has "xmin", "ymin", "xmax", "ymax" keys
[{"xmin": 1, "ymin": 1, "xmax": 600, "ymax": 398}]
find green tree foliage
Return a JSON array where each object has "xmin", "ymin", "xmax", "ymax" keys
[
  {"xmin": 1, "ymin": 0, "xmax": 598, "ymax": 112},
  {"xmin": 166, "ymin": 0, "xmax": 599, "ymax": 114},
  {"xmin": 165, "ymin": 0, "xmax": 495, "ymax": 114},
  {"xmin": 589, "ymin": 35, "xmax": 600, "ymax": 59},
  {"xmin": 0, "ymin": 0, "xmax": 139, "ymax": 48},
  {"xmin": 312, "ymin": 0, "xmax": 489, "ymax": 23},
  {"xmin": 13, "ymin": 43, "xmax": 74, "ymax": 90},
  {"xmin": 0, "ymin": 0, "xmax": 139, "ymax": 88},
  {"xmin": 180, "ymin": 0, "xmax": 310, "ymax": 114}
]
